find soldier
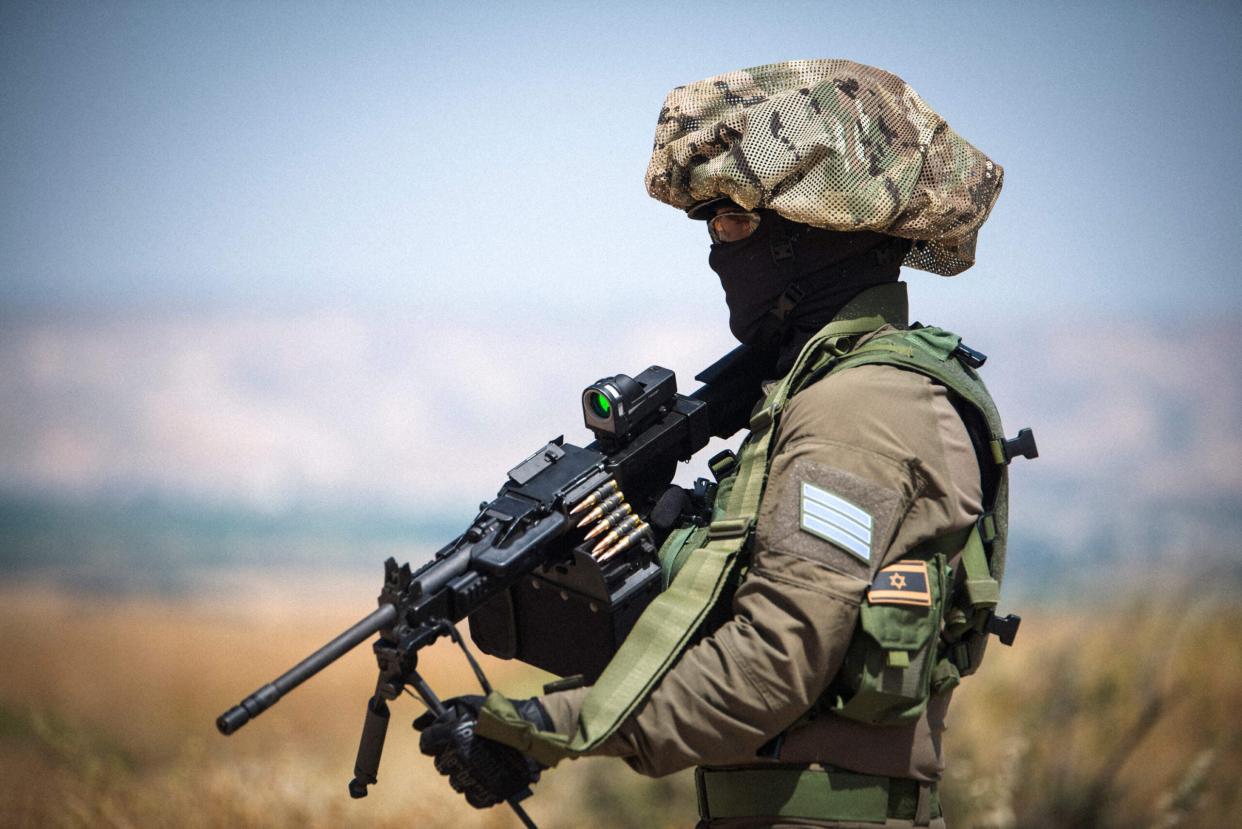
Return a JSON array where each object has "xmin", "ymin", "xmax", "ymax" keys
[{"xmin": 416, "ymin": 59, "xmax": 1022, "ymax": 828}]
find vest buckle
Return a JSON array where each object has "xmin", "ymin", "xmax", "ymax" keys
[
  {"xmin": 952, "ymin": 341, "xmax": 988, "ymax": 369},
  {"xmin": 1002, "ymin": 428, "xmax": 1039, "ymax": 462}
]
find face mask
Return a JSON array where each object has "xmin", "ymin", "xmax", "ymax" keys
[
  {"xmin": 708, "ymin": 210, "xmax": 899, "ymax": 346},
  {"xmin": 708, "ymin": 211, "xmax": 791, "ymax": 344}
]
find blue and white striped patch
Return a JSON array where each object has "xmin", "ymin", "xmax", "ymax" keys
[{"xmin": 799, "ymin": 482, "xmax": 873, "ymax": 563}]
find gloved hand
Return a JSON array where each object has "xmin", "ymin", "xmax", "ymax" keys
[{"xmin": 412, "ymin": 694, "xmax": 552, "ymax": 809}]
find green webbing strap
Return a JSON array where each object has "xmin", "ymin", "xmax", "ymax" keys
[
  {"xmin": 661, "ymin": 524, "xmax": 707, "ymax": 588},
  {"xmin": 960, "ymin": 524, "xmax": 999, "ymax": 609},
  {"xmin": 989, "ymin": 439, "xmax": 1007, "ymax": 466},
  {"xmin": 708, "ymin": 451, "xmax": 738, "ymax": 481},
  {"xmin": 696, "ymin": 766, "xmax": 938, "ymax": 823}
]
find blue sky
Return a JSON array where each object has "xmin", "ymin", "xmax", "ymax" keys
[
  {"xmin": 1, "ymin": 3, "xmax": 1240, "ymax": 583},
  {"xmin": 3, "ymin": 1, "xmax": 1240, "ymax": 323}
]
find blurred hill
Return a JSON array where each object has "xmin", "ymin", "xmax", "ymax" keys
[{"xmin": 1, "ymin": 306, "xmax": 1238, "ymax": 594}]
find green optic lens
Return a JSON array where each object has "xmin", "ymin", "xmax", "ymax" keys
[{"xmin": 591, "ymin": 391, "xmax": 612, "ymax": 418}]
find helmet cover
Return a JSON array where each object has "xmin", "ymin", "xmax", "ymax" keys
[{"xmin": 646, "ymin": 59, "xmax": 1003, "ymax": 275}]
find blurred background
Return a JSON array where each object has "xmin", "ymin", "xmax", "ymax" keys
[{"xmin": 2, "ymin": 2, "xmax": 1239, "ymax": 827}]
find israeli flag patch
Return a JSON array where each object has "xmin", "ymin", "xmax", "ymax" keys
[{"xmin": 799, "ymin": 482, "xmax": 873, "ymax": 563}]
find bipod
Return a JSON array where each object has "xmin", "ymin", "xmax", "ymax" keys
[{"xmin": 347, "ymin": 618, "xmax": 538, "ymax": 829}]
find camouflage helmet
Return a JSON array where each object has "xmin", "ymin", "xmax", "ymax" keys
[{"xmin": 646, "ymin": 59, "xmax": 1003, "ymax": 275}]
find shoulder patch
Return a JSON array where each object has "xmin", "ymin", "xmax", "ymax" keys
[
  {"xmin": 799, "ymin": 482, "xmax": 873, "ymax": 563},
  {"xmin": 868, "ymin": 560, "xmax": 931, "ymax": 606}
]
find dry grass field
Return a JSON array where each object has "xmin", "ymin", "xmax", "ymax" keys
[{"xmin": 0, "ymin": 574, "xmax": 1238, "ymax": 829}]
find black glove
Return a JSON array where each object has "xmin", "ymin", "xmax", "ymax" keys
[
  {"xmin": 412, "ymin": 694, "xmax": 552, "ymax": 809},
  {"xmin": 649, "ymin": 484, "xmax": 691, "ymax": 534}
]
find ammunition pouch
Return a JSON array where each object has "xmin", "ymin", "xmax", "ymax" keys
[
  {"xmin": 831, "ymin": 553, "xmax": 952, "ymax": 725},
  {"xmin": 779, "ymin": 308, "xmax": 1026, "ymax": 727},
  {"xmin": 824, "ymin": 519, "xmax": 1014, "ymax": 725}
]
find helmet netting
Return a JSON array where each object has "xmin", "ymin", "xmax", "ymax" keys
[{"xmin": 646, "ymin": 59, "xmax": 1003, "ymax": 276}]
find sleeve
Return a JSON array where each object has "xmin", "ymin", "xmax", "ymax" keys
[{"xmin": 537, "ymin": 364, "xmax": 982, "ymax": 776}]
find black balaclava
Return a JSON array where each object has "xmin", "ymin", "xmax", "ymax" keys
[{"xmin": 708, "ymin": 208, "xmax": 910, "ymax": 373}]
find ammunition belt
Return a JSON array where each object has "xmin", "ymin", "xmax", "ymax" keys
[{"xmin": 695, "ymin": 765, "xmax": 939, "ymax": 825}]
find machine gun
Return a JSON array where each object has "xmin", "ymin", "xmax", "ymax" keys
[{"xmin": 215, "ymin": 344, "xmax": 771, "ymax": 817}]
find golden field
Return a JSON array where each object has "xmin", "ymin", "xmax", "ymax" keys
[{"xmin": 0, "ymin": 574, "xmax": 1238, "ymax": 829}]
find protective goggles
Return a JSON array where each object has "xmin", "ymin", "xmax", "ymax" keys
[{"xmin": 707, "ymin": 210, "xmax": 761, "ymax": 244}]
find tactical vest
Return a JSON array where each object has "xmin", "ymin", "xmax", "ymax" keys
[
  {"xmin": 476, "ymin": 284, "xmax": 1031, "ymax": 764},
  {"xmin": 663, "ymin": 319, "xmax": 1016, "ymax": 726}
]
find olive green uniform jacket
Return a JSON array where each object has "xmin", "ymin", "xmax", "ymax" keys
[{"xmin": 539, "ymin": 313, "xmax": 983, "ymax": 787}]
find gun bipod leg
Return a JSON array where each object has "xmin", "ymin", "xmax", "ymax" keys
[{"xmin": 349, "ymin": 675, "xmax": 395, "ymax": 798}]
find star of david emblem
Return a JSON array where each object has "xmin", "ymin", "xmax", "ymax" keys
[{"xmin": 869, "ymin": 561, "xmax": 931, "ymax": 606}]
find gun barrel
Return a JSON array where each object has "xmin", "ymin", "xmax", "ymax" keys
[{"xmin": 217, "ymin": 603, "xmax": 398, "ymax": 735}]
